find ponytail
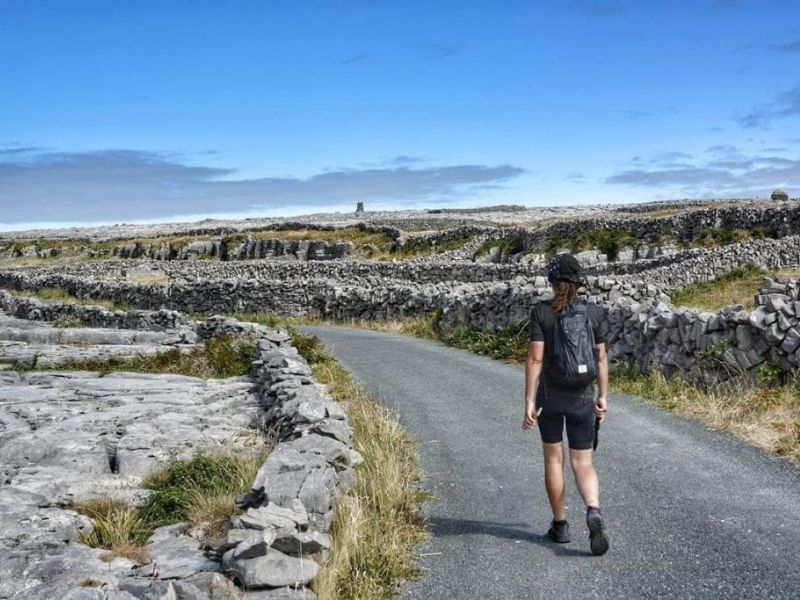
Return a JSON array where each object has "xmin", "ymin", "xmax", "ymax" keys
[{"xmin": 550, "ymin": 280, "xmax": 579, "ymax": 313}]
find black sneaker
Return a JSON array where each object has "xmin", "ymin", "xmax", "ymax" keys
[
  {"xmin": 547, "ymin": 519, "xmax": 570, "ymax": 543},
  {"xmin": 586, "ymin": 507, "xmax": 609, "ymax": 556}
]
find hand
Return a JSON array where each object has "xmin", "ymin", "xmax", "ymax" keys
[
  {"xmin": 595, "ymin": 395, "xmax": 608, "ymax": 422},
  {"xmin": 522, "ymin": 404, "xmax": 543, "ymax": 431}
]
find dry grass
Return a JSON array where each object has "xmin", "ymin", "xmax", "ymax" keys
[
  {"xmin": 612, "ymin": 365, "xmax": 800, "ymax": 463},
  {"xmin": 289, "ymin": 331, "xmax": 429, "ymax": 600},
  {"xmin": 670, "ymin": 267, "xmax": 800, "ymax": 311},
  {"xmin": 126, "ymin": 271, "xmax": 170, "ymax": 285},
  {"xmin": 74, "ymin": 497, "xmax": 151, "ymax": 564},
  {"xmin": 233, "ymin": 311, "xmax": 441, "ymax": 342}
]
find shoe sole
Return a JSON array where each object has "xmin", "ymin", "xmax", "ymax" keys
[{"xmin": 586, "ymin": 512, "xmax": 609, "ymax": 556}]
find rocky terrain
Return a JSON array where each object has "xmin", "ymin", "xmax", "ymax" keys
[
  {"xmin": 2, "ymin": 196, "xmax": 800, "ymax": 597},
  {"xmin": 0, "ymin": 298, "xmax": 358, "ymax": 598}
]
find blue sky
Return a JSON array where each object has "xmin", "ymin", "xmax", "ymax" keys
[{"xmin": 1, "ymin": 0, "xmax": 799, "ymax": 229}]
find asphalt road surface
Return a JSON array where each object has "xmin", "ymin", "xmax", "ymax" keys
[{"xmin": 303, "ymin": 326, "xmax": 800, "ymax": 600}]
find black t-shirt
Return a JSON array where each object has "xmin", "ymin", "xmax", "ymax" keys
[{"xmin": 528, "ymin": 299, "xmax": 607, "ymax": 400}]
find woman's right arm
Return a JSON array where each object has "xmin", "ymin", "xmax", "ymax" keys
[{"xmin": 523, "ymin": 341, "xmax": 545, "ymax": 430}]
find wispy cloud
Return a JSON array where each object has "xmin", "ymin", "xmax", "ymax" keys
[
  {"xmin": 0, "ymin": 148, "xmax": 524, "ymax": 224},
  {"xmin": 341, "ymin": 52, "xmax": 369, "ymax": 65},
  {"xmin": 777, "ymin": 39, "xmax": 800, "ymax": 53},
  {"xmin": 738, "ymin": 83, "xmax": 800, "ymax": 127},
  {"xmin": 564, "ymin": 172, "xmax": 588, "ymax": 183},
  {"xmin": 606, "ymin": 146, "xmax": 800, "ymax": 197},
  {"xmin": 418, "ymin": 42, "xmax": 461, "ymax": 61}
]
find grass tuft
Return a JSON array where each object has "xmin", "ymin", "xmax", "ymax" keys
[
  {"xmin": 141, "ymin": 451, "xmax": 266, "ymax": 531},
  {"xmin": 73, "ymin": 497, "xmax": 151, "ymax": 563},
  {"xmin": 74, "ymin": 449, "xmax": 270, "ymax": 562}
]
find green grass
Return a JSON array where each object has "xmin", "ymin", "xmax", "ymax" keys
[
  {"xmin": 695, "ymin": 226, "xmax": 766, "ymax": 248},
  {"xmin": 545, "ymin": 228, "xmax": 638, "ymax": 260},
  {"xmin": 436, "ymin": 321, "xmax": 530, "ymax": 362},
  {"xmin": 370, "ymin": 235, "xmax": 477, "ymax": 261},
  {"xmin": 473, "ymin": 237, "xmax": 524, "ymax": 260},
  {"xmin": 74, "ymin": 449, "xmax": 268, "ymax": 562},
  {"xmin": 53, "ymin": 335, "xmax": 257, "ymax": 378},
  {"xmin": 287, "ymin": 330, "xmax": 430, "ymax": 600},
  {"xmin": 8, "ymin": 288, "xmax": 132, "ymax": 311},
  {"xmin": 669, "ymin": 265, "xmax": 768, "ymax": 311}
]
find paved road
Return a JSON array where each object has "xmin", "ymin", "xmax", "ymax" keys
[{"xmin": 303, "ymin": 326, "xmax": 800, "ymax": 599}]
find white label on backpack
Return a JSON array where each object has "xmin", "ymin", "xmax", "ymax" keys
[{"xmin": 578, "ymin": 364, "xmax": 588, "ymax": 373}]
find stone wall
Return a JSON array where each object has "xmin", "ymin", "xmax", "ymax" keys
[
  {"xmin": 0, "ymin": 289, "xmax": 188, "ymax": 331},
  {"xmin": 503, "ymin": 202, "xmax": 800, "ymax": 250},
  {"xmin": 585, "ymin": 235, "xmax": 800, "ymax": 287},
  {"xmin": 605, "ymin": 277, "xmax": 800, "ymax": 382},
  {"xmin": 206, "ymin": 328, "xmax": 360, "ymax": 596}
]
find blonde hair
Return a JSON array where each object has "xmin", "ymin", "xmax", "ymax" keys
[{"xmin": 550, "ymin": 280, "xmax": 579, "ymax": 313}]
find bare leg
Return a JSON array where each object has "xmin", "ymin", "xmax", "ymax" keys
[
  {"xmin": 542, "ymin": 442, "xmax": 566, "ymax": 520},
  {"xmin": 569, "ymin": 448, "xmax": 600, "ymax": 508}
]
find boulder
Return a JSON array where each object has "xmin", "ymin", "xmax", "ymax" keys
[
  {"xmin": 771, "ymin": 189, "xmax": 789, "ymax": 202},
  {"xmin": 223, "ymin": 548, "xmax": 319, "ymax": 589}
]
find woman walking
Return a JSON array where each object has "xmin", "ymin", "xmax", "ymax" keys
[{"xmin": 522, "ymin": 253, "xmax": 610, "ymax": 556}]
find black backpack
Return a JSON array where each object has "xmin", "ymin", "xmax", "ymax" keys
[{"xmin": 548, "ymin": 301, "xmax": 598, "ymax": 389}]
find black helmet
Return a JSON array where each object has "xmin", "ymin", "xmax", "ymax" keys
[{"xmin": 546, "ymin": 253, "xmax": 583, "ymax": 284}]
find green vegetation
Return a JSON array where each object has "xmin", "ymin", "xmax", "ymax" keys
[
  {"xmin": 8, "ymin": 287, "xmax": 132, "ymax": 311},
  {"xmin": 545, "ymin": 228, "xmax": 638, "ymax": 261},
  {"xmin": 74, "ymin": 449, "xmax": 268, "ymax": 563},
  {"xmin": 53, "ymin": 335, "xmax": 257, "ymax": 378},
  {"xmin": 369, "ymin": 234, "xmax": 477, "ymax": 261},
  {"xmin": 669, "ymin": 265, "xmax": 768, "ymax": 311},
  {"xmin": 287, "ymin": 330, "xmax": 430, "ymax": 600},
  {"xmin": 436, "ymin": 322, "xmax": 529, "ymax": 362},
  {"xmin": 52, "ymin": 316, "xmax": 84, "ymax": 328},
  {"xmin": 695, "ymin": 227, "xmax": 754, "ymax": 247},
  {"xmin": 140, "ymin": 451, "xmax": 268, "ymax": 538},
  {"xmin": 473, "ymin": 237, "xmax": 524, "ymax": 261}
]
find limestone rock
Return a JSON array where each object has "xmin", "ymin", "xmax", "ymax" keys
[{"xmin": 224, "ymin": 548, "xmax": 319, "ymax": 589}]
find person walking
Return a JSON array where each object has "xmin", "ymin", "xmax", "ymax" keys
[{"xmin": 522, "ymin": 252, "xmax": 610, "ymax": 556}]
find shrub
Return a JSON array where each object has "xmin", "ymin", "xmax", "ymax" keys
[{"xmin": 473, "ymin": 237, "xmax": 524, "ymax": 260}]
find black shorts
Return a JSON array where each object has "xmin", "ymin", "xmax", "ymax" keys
[{"xmin": 536, "ymin": 384, "xmax": 596, "ymax": 450}]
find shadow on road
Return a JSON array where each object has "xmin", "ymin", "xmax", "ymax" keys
[{"xmin": 427, "ymin": 516, "xmax": 591, "ymax": 557}]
